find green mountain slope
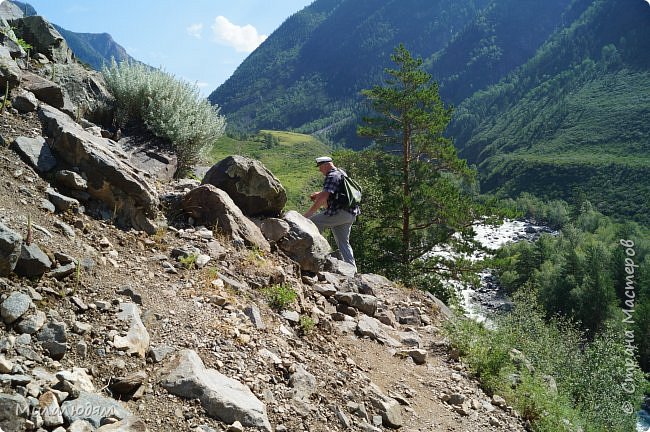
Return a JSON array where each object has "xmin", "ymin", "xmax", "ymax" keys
[
  {"xmin": 210, "ymin": 0, "xmax": 579, "ymax": 147},
  {"xmin": 210, "ymin": 0, "xmax": 495, "ymax": 144},
  {"xmin": 450, "ymin": 0, "xmax": 650, "ymax": 223}
]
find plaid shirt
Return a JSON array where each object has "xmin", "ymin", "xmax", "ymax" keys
[{"xmin": 322, "ymin": 168, "xmax": 361, "ymax": 216}]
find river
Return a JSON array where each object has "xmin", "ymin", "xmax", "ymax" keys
[{"xmin": 457, "ymin": 219, "xmax": 650, "ymax": 431}]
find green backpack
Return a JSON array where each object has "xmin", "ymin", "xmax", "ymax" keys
[{"xmin": 339, "ymin": 173, "xmax": 362, "ymax": 208}]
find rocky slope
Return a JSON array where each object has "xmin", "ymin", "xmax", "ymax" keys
[{"xmin": 0, "ymin": 11, "xmax": 528, "ymax": 432}]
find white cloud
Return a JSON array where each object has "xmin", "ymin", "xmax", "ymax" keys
[
  {"xmin": 187, "ymin": 23, "xmax": 203, "ymax": 39},
  {"xmin": 211, "ymin": 16, "xmax": 267, "ymax": 53}
]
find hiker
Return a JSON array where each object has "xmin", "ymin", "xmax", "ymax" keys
[{"xmin": 304, "ymin": 156, "xmax": 360, "ymax": 271}]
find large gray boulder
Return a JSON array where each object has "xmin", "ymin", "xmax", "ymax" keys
[
  {"xmin": 202, "ymin": 155, "xmax": 287, "ymax": 217},
  {"xmin": 181, "ymin": 184, "xmax": 270, "ymax": 252},
  {"xmin": 118, "ymin": 136, "xmax": 178, "ymax": 182},
  {"xmin": 11, "ymin": 16, "xmax": 74, "ymax": 64},
  {"xmin": 0, "ymin": 222, "xmax": 22, "ymax": 276},
  {"xmin": 39, "ymin": 105, "xmax": 159, "ymax": 233},
  {"xmin": 277, "ymin": 211, "xmax": 330, "ymax": 273},
  {"xmin": 42, "ymin": 63, "xmax": 114, "ymax": 125},
  {"xmin": 161, "ymin": 350, "xmax": 272, "ymax": 431},
  {"xmin": 10, "ymin": 136, "xmax": 57, "ymax": 173},
  {"xmin": 21, "ymin": 71, "xmax": 68, "ymax": 109}
]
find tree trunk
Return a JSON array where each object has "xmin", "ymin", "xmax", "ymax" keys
[{"xmin": 402, "ymin": 123, "xmax": 411, "ymax": 268}]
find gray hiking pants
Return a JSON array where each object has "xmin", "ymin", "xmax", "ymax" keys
[{"xmin": 309, "ymin": 210, "xmax": 357, "ymax": 271}]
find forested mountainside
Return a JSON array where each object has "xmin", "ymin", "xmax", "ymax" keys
[
  {"xmin": 11, "ymin": 1, "xmax": 135, "ymax": 70},
  {"xmin": 212, "ymin": 0, "xmax": 650, "ymax": 224},
  {"xmin": 450, "ymin": 0, "xmax": 650, "ymax": 223},
  {"xmin": 209, "ymin": 0, "xmax": 582, "ymax": 145},
  {"xmin": 210, "ymin": 0, "xmax": 492, "ymax": 142}
]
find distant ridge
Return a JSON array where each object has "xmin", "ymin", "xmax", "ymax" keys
[{"xmin": 10, "ymin": 1, "xmax": 137, "ymax": 70}]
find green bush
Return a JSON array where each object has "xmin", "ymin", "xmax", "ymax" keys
[
  {"xmin": 102, "ymin": 60, "xmax": 226, "ymax": 175},
  {"xmin": 445, "ymin": 292, "xmax": 646, "ymax": 431},
  {"xmin": 299, "ymin": 315, "xmax": 315, "ymax": 334},
  {"xmin": 262, "ymin": 284, "xmax": 297, "ymax": 311}
]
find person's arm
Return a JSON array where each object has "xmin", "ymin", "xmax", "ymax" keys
[{"xmin": 304, "ymin": 190, "xmax": 330, "ymax": 218}]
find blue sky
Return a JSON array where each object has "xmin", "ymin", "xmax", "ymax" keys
[{"xmin": 20, "ymin": 0, "xmax": 314, "ymax": 96}]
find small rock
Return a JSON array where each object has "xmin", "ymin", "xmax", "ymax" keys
[
  {"xmin": 40, "ymin": 390, "xmax": 64, "ymax": 427},
  {"xmin": 244, "ymin": 305, "xmax": 265, "ymax": 329},
  {"xmin": 53, "ymin": 220, "xmax": 75, "ymax": 238},
  {"xmin": 0, "ymin": 355, "xmax": 14, "ymax": 373},
  {"xmin": 227, "ymin": 421, "xmax": 244, "ymax": 432},
  {"xmin": 1, "ymin": 291, "xmax": 32, "ymax": 324},
  {"xmin": 16, "ymin": 309, "xmax": 47, "ymax": 334}
]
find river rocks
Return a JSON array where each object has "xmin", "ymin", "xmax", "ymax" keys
[
  {"xmin": 161, "ymin": 349, "xmax": 272, "ymax": 431},
  {"xmin": 1, "ymin": 291, "xmax": 32, "ymax": 324},
  {"xmin": 113, "ymin": 303, "xmax": 150, "ymax": 358},
  {"xmin": 277, "ymin": 210, "xmax": 331, "ymax": 273},
  {"xmin": 202, "ymin": 155, "xmax": 287, "ymax": 217},
  {"xmin": 39, "ymin": 104, "xmax": 159, "ymax": 233},
  {"xmin": 0, "ymin": 222, "xmax": 22, "ymax": 276},
  {"xmin": 180, "ymin": 184, "xmax": 270, "ymax": 252}
]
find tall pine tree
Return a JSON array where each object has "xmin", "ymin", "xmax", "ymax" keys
[{"xmin": 344, "ymin": 44, "xmax": 488, "ymax": 294}]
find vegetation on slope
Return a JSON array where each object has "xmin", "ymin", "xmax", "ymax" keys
[
  {"xmin": 102, "ymin": 61, "xmax": 226, "ymax": 175},
  {"xmin": 449, "ymin": 0, "xmax": 650, "ymax": 223},
  {"xmin": 446, "ymin": 198, "xmax": 649, "ymax": 431},
  {"xmin": 210, "ymin": 0, "xmax": 501, "ymax": 145}
]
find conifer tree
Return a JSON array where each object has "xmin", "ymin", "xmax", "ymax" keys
[{"xmin": 349, "ymin": 44, "xmax": 485, "ymax": 291}]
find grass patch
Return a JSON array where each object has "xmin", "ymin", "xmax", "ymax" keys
[{"xmin": 262, "ymin": 283, "xmax": 298, "ymax": 311}]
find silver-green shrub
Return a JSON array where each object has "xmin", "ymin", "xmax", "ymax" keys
[{"xmin": 102, "ymin": 60, "xmax": 226, "ymax": 175}]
